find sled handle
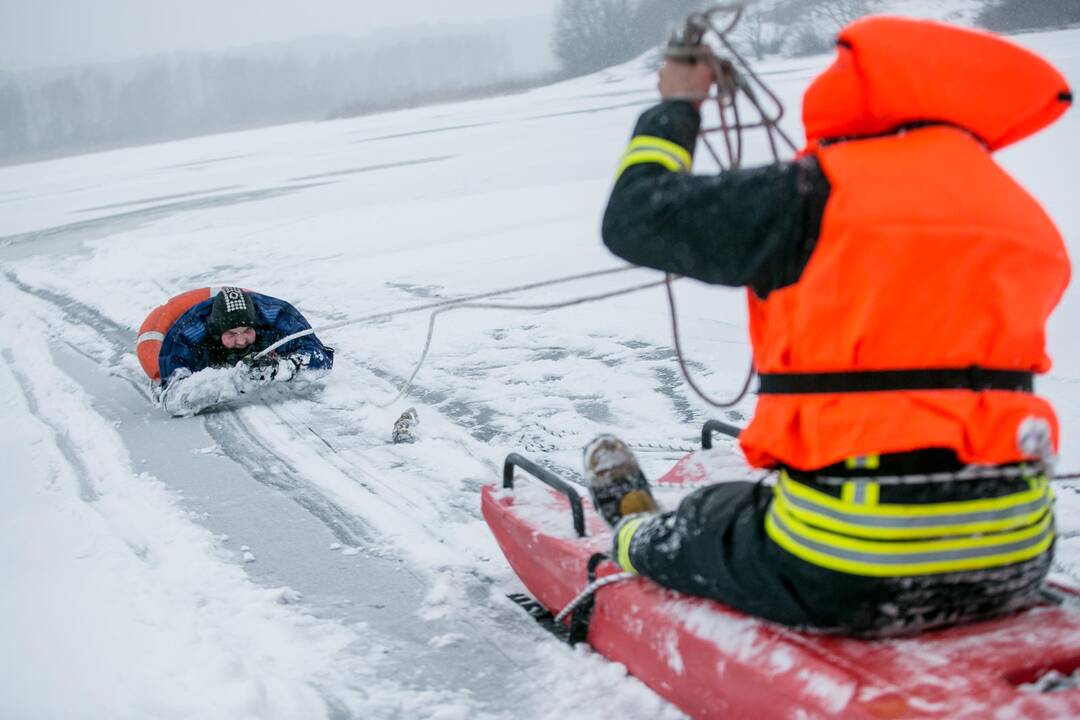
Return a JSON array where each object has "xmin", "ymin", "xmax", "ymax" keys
[
  {"xmin": 503, "ymin": 453, "xmax": 587, "ymax": 538},
  {"xmin": 701, "ymin": 419, "xmax": 742, "ymax": 448}
]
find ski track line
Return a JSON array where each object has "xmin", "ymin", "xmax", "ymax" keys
[
  {"xmin": 7, "ymin": 275, "xmax": 552, "ymax": 712},
  {"xmin": 266, "ymin": 402, "xmax": 437, "ymax": 520},
  {"xmin": 6, "ymin": 275, "xmax": 545, "ymax": 592},
  {"xmin": 11, "ymin": 269, "xmax": 586, "ymax": 483},
  {"xmin": 202, "ymin": 409, "xmax": 376, "ymax": 549},
  {"xmin": 7, "ymin": 273, "xmax": 506, "ymax": 579},
  {"xmin": 1, "ymin": 347, "xmax": 100, "ymax": 503},
  {"xmin": 3, "ymin": 277, "xmax": 610, "ymax": 610},
  {"xmin": 7, "ymin": 275, "xmax": 384, "ymax": 549}
]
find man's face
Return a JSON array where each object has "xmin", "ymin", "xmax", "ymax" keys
[{"xmin": 220, "ymin": 326, "xmax": 256, "ymax": 350}]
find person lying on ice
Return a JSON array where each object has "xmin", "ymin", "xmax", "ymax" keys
[
  {"xmin": 587, "ymin": 17, "xmax": 1072, "ymax": 637},
  {"xmin": 136, "ymin": 286, "xmax": 334, "ymax": 416}
]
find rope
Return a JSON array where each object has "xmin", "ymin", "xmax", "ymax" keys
[
  {"xmin": 553, "ymin": 571, "xmax": 635, "ymax": 626},
  {"xmin": 626, "ymin": 441, "xmax": 698, "ymax": 454},
  {"xmin": 371, "ymin": 277, "xmax": 670, "ymax": 408},
  {"xmin": 657, "ymin": 6, "xmax": 798, "ymax": 410},
  {"xmin": 665, "ymin": 274, "xmax": 755, "ymax": 409},
  {"xmin": 252, "ymin": 264, "xmax": 643, "ymax": 361}
]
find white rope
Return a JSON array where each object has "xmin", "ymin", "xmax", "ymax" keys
[
  {"xmin": 251, "ymin": 265, "xmax": 642, "ymax": 361},
  {"xmin": 369, "ymin": 277, "xmax": 670, "ymax": 409},
  {"xmin": 246, "ymin": 264, "xmax": 755, "ymax": 416},
  {"xmin": 553, "ymin": 571, "xmax": 636, "ymax": 625},
  {"xmin": 665, "ymin": 274, "xmax": 756, "ymax": 409},
  {"xmin": 626, "ymin": 441, "xmax": 698, "ymax": 454}
]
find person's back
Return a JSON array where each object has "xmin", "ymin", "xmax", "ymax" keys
[
  {"xmin": 742, "ymin": 17, "xmax": 1070, "ymax": 472},
  {"xmin": 589, "ymin": 16, "xmax": 1073, "ymax": 637}
]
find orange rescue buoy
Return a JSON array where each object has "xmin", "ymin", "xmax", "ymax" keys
[{"xmin": 136, "ymin": 287, "xmax": 218, "ymax": 381}]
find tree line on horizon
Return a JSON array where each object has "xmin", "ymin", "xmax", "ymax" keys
[
  {"xmin": 2, "ymin": 0, "xmax": 1078, "ymax": 164},
  {"xmin": 552, "ymin": 0, "xmax": 1080, "ymax": 73},
  {"xmin": 0, "ymin": 30, "xmax": 548, "ymax": 164}
]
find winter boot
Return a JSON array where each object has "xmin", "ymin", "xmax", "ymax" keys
[
  {"xmin": 583, "ymin": 434, "xmax": 658, "ymax": 527},
  {"xmin": 392, "ymin": 407, "xmax": 420, "ymax": 444}
]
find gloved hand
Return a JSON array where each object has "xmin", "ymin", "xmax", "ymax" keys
[
  {"xmin": 273, "ymin": 354, "xmax": 304, "ymax": 383},
  {"xmin": 232, "ymin": 356, "xmax": 278, "ymax": 394}
]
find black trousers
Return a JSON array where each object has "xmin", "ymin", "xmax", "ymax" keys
[{"xmin": 625, "ymin": 480, "xmax": 1052, "ymax": 637}]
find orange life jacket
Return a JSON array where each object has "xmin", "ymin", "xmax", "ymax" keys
[{"xmin": 738, "ymin": 17, "xmax": 1073, "ymax": 470}]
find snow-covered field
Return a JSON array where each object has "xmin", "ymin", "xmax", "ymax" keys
[{"xmin": 1, "ymin": 26, "xmax": 1078, "ymax": 720}]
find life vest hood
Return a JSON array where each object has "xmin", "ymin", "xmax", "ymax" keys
[{"xmin": 802, "ymin": 16, "xmax": 1072, "ymax": 151}]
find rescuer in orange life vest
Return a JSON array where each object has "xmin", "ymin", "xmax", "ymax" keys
[{"xmin": 587, "ymin": 17, "xmax": 1073, "ymax": 636}]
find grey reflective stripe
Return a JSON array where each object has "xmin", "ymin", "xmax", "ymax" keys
[
  {"xmin": 779, "ymin": 484, "xmax": 1050, "ymax": 530},
  {"xmin": 813, "ymin": 465, "xmax": 1041, "ymax": 486},
  {"xmin": 623, "ymin": 146, "xmax": 689, "ymax": 171},
  {"xmin": 137, "ymin": 331, "xmax": 165, "ymax": 345},
  {"xmin": 769, "ymin": 508, "xmax": 1054, "ymax": 565},
  {"xmin": 852, "ymin": 481, "xmax": 869, "ymax": 505}
]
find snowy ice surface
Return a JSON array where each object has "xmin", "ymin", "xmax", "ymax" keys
[{"xmin": 1, "ymin": 23, "xmax": 1079, "ymax": 720}]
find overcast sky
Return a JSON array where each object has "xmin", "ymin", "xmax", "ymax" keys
[{"xmin": 0, "ymin": 0, "xmax": 561, "ymax": 71}]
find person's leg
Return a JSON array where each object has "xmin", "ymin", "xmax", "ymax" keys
[
  {"xmin": 584, "ymin": 434, "xmax": 658, "ymax": 526},
  {"xmin": 617, "ymin": 479, "xmax": 825, "ymax": 628},
  {"xmin": 864, "ymin": 551, "xmax": 1052, "ymax": 637},
  {"xmin": 584, "ymin": 435, "xmax": 817, "ymax": 626}
]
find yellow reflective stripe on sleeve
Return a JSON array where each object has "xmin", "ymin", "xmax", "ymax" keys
[
  {"xmin": 627, "ymin": 135, "xmax": 693, "ymax": 166},
  {"xmin": 615, "ymin": 516, "xmax": 647, "ymax": 574},
  {"xmin": 614, "ymin": 135, "xmax": 693, "ymax": 181},
  {"xmin": 615, "ymin": 150, "xmax": 684, "ymax": 180},
  {"xmin": 766, "ymin": 504, "xmax": 1054, "ymax": 577}
]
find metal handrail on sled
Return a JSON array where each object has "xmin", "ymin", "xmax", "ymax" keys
[
  {"xmin": 701, "ymin": 419, "xmax": 742, "ymax": 448},
  {"xmin": 503, "ymin": 453, "xmax": 587, "ymax": 537},
  {"xmin": 503, "ymin": 420, "xmax": 745, "ymax": 537}
]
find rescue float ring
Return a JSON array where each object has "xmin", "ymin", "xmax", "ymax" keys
[{"xmin": 136, "ymin": 287, "xmax": 222, "ymax": 381}]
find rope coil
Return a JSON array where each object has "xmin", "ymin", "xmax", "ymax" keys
[{"xmin": 553, "ymin": 571, "xmax": 636, "ymax": 626}]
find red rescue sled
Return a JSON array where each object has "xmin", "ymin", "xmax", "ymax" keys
[{"xmin": 482, "ymin": 422, "xmax": 1080, "ymax": 719}]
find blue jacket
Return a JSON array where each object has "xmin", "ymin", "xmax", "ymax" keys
[{"xmin": 159, "ymin": 292, "xmax": 334, "ymax": 386}]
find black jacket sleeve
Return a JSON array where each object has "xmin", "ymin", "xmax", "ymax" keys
[{"xmin": 601, "ymin": 101, "xmax": 830, "ymax": 298}]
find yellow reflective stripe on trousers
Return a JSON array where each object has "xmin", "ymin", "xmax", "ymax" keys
[
  {"xmin": 841, "ymin": 480, "xmax": 880, "ymax": 505},
  {"xmin": 766, "ymin": 504, "xmax": 1053, "ymax": 576},
  {"xmin": 766, "ymin": 472, "xmax": 1055, "ymax": 576},
  {"xmin": 614, "ymin": 135, "xmax": 693, "ymax": 181},
  {"xmin": 776, "ymin": 472, "xmax": 1051, "ymax": 539},
  {"xmin": 615, "ymin": 516, "xmax": 647, "ymax": 574}
]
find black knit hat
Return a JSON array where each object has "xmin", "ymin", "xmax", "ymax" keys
[{"xmin": 207, "ymin": 287, "xmax": 257, "ymax": 339}]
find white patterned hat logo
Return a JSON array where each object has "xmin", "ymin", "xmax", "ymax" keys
[{"xmin": 222, "ymin": 287, "xmax": 247, "ymax": 312}]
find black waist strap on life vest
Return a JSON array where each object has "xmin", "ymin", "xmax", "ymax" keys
[{"xmin": 758, "ymin": 366, "xmax": 1034, "ymax": 395}]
